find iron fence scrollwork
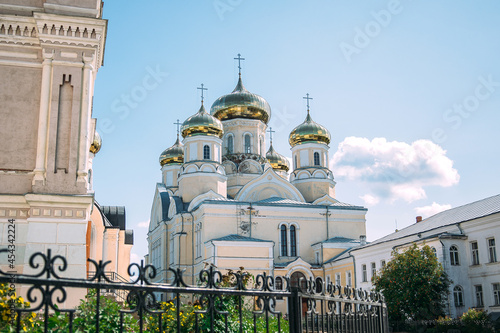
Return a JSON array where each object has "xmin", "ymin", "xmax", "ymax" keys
[{"xmin": 0, "ymin": 248, "xmax": 388, "ymax": 332}]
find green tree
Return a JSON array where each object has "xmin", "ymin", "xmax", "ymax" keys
[{"xmin": 372, "ymin": 243, "xmax": 451, "ymax": 323}]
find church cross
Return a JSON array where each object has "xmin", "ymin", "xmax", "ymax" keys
[
  {"xmin": 303, "ymin": 93, "xmax": 313, "ymax": 111},
  {"xmin": 197, "ymin": 83, "xmax": 207, "ymax": 103},
  {"xmin": 234, "ymin": 53, "xmax": 245, "ymax": 75},
  {"xmin": 267, "ymin": 127, "xmax": 275, "ymax": 143},
  {"xmin": 174, "ymin": 119, "xmax": 182, "ymax": 136}
]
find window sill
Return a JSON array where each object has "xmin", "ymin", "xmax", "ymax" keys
[
  {"xmin": 469, "ymin": 264, "xmax": 481, "ymax": 267},
  {"xmin": 486, "ymin": 261, "xmax": 499, "ymax": 266}
]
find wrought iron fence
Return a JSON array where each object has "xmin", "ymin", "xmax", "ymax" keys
[{"xmin": 0, "ymin": 248, "xmax": 388, "ymax": 332}]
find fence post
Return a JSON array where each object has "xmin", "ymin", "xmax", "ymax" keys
[{"xmin": 288, "ymin": 287, "xmax": 302, "ymax": 333}]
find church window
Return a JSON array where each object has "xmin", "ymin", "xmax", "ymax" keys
[
  {"xmin": 450, "ymin": 245, "xmax": 459, "ymax": 266},
  {"xmin": 227, "ymin": 135, "xmax": 234, "ymax": 154},
  {"xmin": 314, "ymin": 152, "xmax": 320, "ymax": 166},
  {"xmin": 315, "ymin": 277, "xmax": 323, "ymax": 293},
  {"xmin": 290, "ymin": 225, "xmax": 297, "ymax": 256},
  {"xmin": 362, "ymin": 264, "xmax": 367, "ymax": 282},
  {"xmin": 454, "ymin": 285, "xmax": 464, "ymax": 307},
  {"xmin": 244, "ymin": 134, "xmax": 251, "ymax": 153},
  {"xmin": 203, "ymin": 145, "xmax": 210, "ymax": 160},
  {"xmin": 280, "ymin": 225, "xmax": 287, "ymax": 256},
  {"xmin": 275, "ymin": 276, "xmax": 283, "ymax": 290},
  {"xmin": 335, "ymin": 273, "xmax": 341, "ymax": 286},
  {"xmin": 152, "ymin": 239, "xmax": 161, "ymax": 270},
  {"xmin": 294, "ymin": 155, "xmax": 297, "ymax": 169},
  {"xmin": 259, "ymin": 136, "xmax": 264, "ymax": 154}
]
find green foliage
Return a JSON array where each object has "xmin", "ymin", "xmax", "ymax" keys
[
  {"xmin": 0, "ymin": 283, "xmax": 34, "ymax": 332},
  {"xmin": 460, "ymin": 308, "xmax": 494, "ymax": 333},
  {"xmin": 372, "ymin": 243, "xmax": 451, "ymax": 323}
]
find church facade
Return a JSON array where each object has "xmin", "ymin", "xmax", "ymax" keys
[{"xmin": 146, "ymin": 63, "xmax": 367, "ymax": 308}]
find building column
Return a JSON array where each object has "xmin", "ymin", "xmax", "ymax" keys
[
  {"xmin": 76, "ymin": 54, "xmax": 94, "ymax": 185},
  {"xmin": 32, "ymin": 49, "xmax": 54, "ymax": 185}
]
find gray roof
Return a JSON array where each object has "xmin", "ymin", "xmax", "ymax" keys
[
  {"xmin": 210, "ymin": 234, "xmax": 272, "ymax": 243},
  {"xmin": 199, "ymin": 196, "xmax": 366, "ymax": 211},
  {"xmin": 101, "ymin": 206, "xmax": 126, "ymax": 230},
  {"xmin": 364, "ymin": 194, "xmax": 500, "ymax": 248},
  {"xmin": 323, "ymin": 236, "xmax": 360, "ymax": 244}
]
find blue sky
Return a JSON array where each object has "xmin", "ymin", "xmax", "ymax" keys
[{"xmin": 92, "ymin": 0, "xmax": 500, "ymax": 262}]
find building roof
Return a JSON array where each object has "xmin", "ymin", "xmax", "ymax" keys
[
  {"xmin": 361, "ymin": 194, "xmax": 500, "ymax": 248},
  {"xmin": 323, "ymin": 236, "xmax": 359, "ymax": 244},
  {"xmin": 101, "ymin": 206, "xmax": 126, "ymax": 230},
  {"xmin": 210, "ymin": 234, "xmax": 272, "ymax": 243},
  {"xmin": 200, "ymin": 196, "xmax": 366, "ymax": 211}
]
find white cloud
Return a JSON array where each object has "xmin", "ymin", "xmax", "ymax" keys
[
  {"xmin": 414, "ymin": 202, "xmax": 452, "ymax": 218},
  {"xmin": 137, "ymin": 220, "xmax": 150, "ymax": 228},
  {"xmin": 332, "ymin": 137, "xmax": 459, "ymax": 203},
  {"xmin": 360, "ymin": 194, "xmax": 380, "ymax": 206}
]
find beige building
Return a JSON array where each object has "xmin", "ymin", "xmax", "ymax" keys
[
  {"xmin": 147, "ymin": 66, "xmax": 367, "ymax": 312},
  {"xmin": 0, "ymin": 0, "xmax": 133, "ymax": 305}
]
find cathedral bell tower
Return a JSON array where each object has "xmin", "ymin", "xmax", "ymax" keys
[
  {"xmin": 289, "ymin": 94, "xmax": 336, "ymax": 202},
  {"xmin": 177, "ymin": 88, "xmax": 227, "ymax": 202}
]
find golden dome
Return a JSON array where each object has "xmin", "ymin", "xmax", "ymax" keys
[
  {"xmin": 289, "ymin": 112, "xmax": 331, "ymax": 148},
  {"xmin": 89, "ymin": 131, "xmax": 102, "ymax": 154},
  {"xmin": 159, "ymin": 136, "xmax": 184, "ymax": 166},
  {"xmin": 181, "ymin": 103, "xmax": 223, "ymax": 138},
  {"xmin": 266, "ymin": 144, "xmax": 290, "ymax": 172},
  {"xmin": 210, "ymin": 76, "xmax": 271, "ymax": 124}
]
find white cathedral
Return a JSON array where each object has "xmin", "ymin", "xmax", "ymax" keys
[{"xmin": 146, "ymin": 59, "xmax": 368, "ymax": 305}]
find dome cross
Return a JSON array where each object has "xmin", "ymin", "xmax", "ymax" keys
[
  {"xmin": 303, "ymin": 93, "xmax": 313, "ymax": 112},
  {"xmin": 234, "ymin": 53, "xmax": 245, "ymax": 76},
  {"xmin": 267, "ymin": 127, "xmax": 275, "ymax": 143},
  {"xmin": 197, "ymin": 83, "xmax": 207, "ymax": 103},
  {"xmin": 174, "ymin": 119, "xmax": 182, "ymax": 137}
]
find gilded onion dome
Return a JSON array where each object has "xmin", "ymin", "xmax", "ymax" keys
[
  {"xmin": 266, "ymin": 144, "xmax": 290, "ymax": 172},
  {"xmin": 181, "ymin": 103, "xmax": 223, "ymax": 138},
  {"xmin": 159, "ymin": 136, "xmax": 184, "ymax": 166},
  {"xmin": 210, "ymin": 76, "xmax": 271, "ymax": 124},
  {"xmin": 89, "ymin": 131, "xmax": 102, "ymax": 154},
  {"xmin": 289, "ymin": 111, "xmax": 331, "ymax": 147}
]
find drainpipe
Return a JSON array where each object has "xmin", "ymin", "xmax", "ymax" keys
[
  {"xmin": 325, "ymin": 206, "xmax": 330, "ymax": 240},
  {"xmin": 249, "ymin": 203, "xmax": 253, "ymax": 238},
  {"xmin": 349, "ymin": 250, "xmax": 357, "ymax": 289}
]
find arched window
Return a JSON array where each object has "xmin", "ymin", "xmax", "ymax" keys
[
  {"xmin": 244, "ymin": 134, "xmax": 251, "ymax": 153},
  {"xmin": 275, "ymin": 276, "xmax": 283, "ymax": 290},
  {"xmin": 259, "ymin": 136, "xmax": 263, "ymax": 154},
  {"xmin": 227, "ymin": 135, "xmax": 233, "ymax": 154},
  {"xmin": 314, "ymin": 152, "xmax": 320, "ymax": 166},
  {"xmin": 290, "ymin": 225, "xmax": 297, "ymax": 257},
  {"xmin": 362, "ymin": 264, "xmax": 367, "ymax": 282},
  {"xmin": 280, "ymin": 225, "xmax": 287, "ymax": 256},
  {"xmin": 431, "ymin": 247, "xmax": 437, "ymax": 257},
  {"xmin": 315, "ymin": 277, "xmax": 323, "ymax": 293},
  {"xmin": 450, "ymin": 245, "xmax": 459, "ymax": 266},
  {"xmin": 294, "ymin": 155, "xmax": 297, "ymax": 169},
  {"xmin": 453, "ymin": 286, "xmax": 464, "ymax": 307},
  {"xmin": 203, "ymin": 145, "xmax": 210, "ymax": 160}
]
